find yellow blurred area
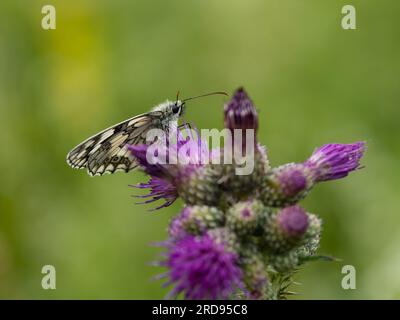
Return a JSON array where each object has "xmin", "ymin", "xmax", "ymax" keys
[{"xmin": 0, "ymin": 0, "xmax": 399, "ymax": 299}]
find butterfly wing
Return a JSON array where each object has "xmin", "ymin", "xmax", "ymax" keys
[{"xmin": 67, "ymin": 112, "xmax": 162, "ymax": 176}]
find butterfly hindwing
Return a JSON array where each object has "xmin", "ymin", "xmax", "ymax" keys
[{"xmin": 67, "ymin": 112, "xmax": 162, "ymax": 176}]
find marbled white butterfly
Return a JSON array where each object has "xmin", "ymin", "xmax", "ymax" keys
[{"xmin": 66, "ymin": 92, "xmax": 227, "ymax": 176}]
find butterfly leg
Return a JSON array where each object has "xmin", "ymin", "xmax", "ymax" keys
[{"xmin": 178, "ymin": 122, "xmax": 193, "ymax": 131}]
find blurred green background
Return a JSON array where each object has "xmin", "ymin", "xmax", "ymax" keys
[{"xmin": 0, "ymin": 0, "xmax": 399, "ymax": 299}]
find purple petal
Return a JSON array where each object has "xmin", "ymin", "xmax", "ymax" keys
[{"xmin": 305, "ymin": 142, "xmax": 366, "ymax": 182}]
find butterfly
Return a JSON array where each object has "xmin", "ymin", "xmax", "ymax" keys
[{"xmin": 66, "ymin": 91, "xmax": 227, "ymax": 176}]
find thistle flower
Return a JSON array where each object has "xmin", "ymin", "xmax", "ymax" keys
[
  {"xmin": 132, "ymin": 177, "xmax": 178, "ymax": 210},
  {"xmin": 160, "ymin": 231, "xmax": 242, "ymax": 300},
  {"xmin": 129, "ymin": 127, "xmax": 221, "ymax": 209},
  {"xmin": 305, "ymin": 142, "xmax": 366, "ymax": 182},
  {"xmin": 260, "ymin": 142, "xmax": 366, "ymax": 207}
]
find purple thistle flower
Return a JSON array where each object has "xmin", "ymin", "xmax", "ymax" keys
[
  {"xmin": 261, "ymin": 142, "xmax": 366, "ymax": 207},
  {"xmin": 128, "ymin": 144, "xmax": 177, "ymax": 210},
  {"xmin": 305, "ymin": 142, "xmax": 366, "ymax": 182},
  {"xmin": 161, "ymin": 233, "xmax": 242, "ymax": 300},
  {"xmin": 128, "ymin": 144, "xmax": 173, "ymax": 179},
  {"xmin": 131, "ymin": 177, "xmax": 178, "ymax": 210},
  {"xmin": 277, "ymin": 205, "xmax": 309, "ymax": 238},
  {"xmin": 129, "ymin": 126, "xmax": 213, "ymax": 209}
]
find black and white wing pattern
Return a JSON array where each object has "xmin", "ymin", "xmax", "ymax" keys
[{"xmin": 67, "ymin": 112, "xmax": 161, "ymax": 176}]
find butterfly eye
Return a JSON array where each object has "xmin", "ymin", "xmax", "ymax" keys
[{"xmin": 172, "ymin": 104, "xmax": 180, "ymax": 114}]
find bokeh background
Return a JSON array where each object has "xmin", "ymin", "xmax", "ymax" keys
[{"xmin": 0, "ymin": 0, "xmax": 399, "ymax": 299}]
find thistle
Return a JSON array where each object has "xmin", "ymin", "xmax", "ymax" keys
[
  {"xmin": 129, "ymin": 127, "xmax": 221, "ymax": 209},
  {"xmin": 130, "ymin": 87, "xmax": 366, "ymax": 299},
  {"xmin": 260, "ymin": 141, "xmax": 366, "ymax": 207},
  {"xmin": 158, "ymin": 230, "xmax": 243, "ymax": 299},
  {"xmin": 262, "ymin": 205, "xmax": 310, "ymax": 253}
]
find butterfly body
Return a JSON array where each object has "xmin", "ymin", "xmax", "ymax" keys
[{"xmin": 66, "ymin": 100, "xmax": 185, "ymax": 176}]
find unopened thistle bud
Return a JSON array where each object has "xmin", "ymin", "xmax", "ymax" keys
[
  {"xmin": 262, "ymin": 206, "xmax": 309, "ymax": 253},
  {"xmin": 168, "ymin": 205, "xmax": 224, "ymax": 239},
  {"xmin": 222, "ymin": 88, "xmax": 269, "ymax": 197},
  {"xmin": 224, "ymin": 87, "xmax": 259, "ymax": 139},
  {"xmin": 278, "ymin": 205, "xmax": 309, "ymax": 238},
  {"xmin": 226, "ymin": 200, "xmax": 265, "ymax": 237}
]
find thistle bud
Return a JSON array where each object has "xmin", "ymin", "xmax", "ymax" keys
[
  {"xmin": 226, "ymin": 200, "xmax": 265, "ymax": 237},
  {"xmin": 278, "ymin": 206, "xmax": 309, "ymax": 238},
  {"xmin": 224, "ymin": 87, "xmax": 258, "ymax": 136},
  {"xmin": 168, "ymin": 205, "xmax": 224, "ymax": 239},
  {"xmin": 220, "ymin": 88, "xmax": 268, "ymax": 198},
  {"xmin": 262, "ymin": 206, "xmax": 309, "ymax": 253},
  {"xmin": 259, "ymin": 163, "xmax": 312, "ymax": 207}
]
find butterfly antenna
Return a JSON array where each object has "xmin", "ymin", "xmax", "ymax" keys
[
  {"xmin": 182, "ymin": 91, "xmax": 228, "ymax": 102},
  {"xmin": 176, "ymin": 90, "xmax": 180, "ymax": 102}
]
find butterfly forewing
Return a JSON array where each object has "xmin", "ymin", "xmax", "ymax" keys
[{"xmin": 67, "ymin": 112, "xmax": 162, "ymax": 176}]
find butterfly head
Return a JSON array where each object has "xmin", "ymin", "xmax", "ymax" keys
[
  {"xmin": 171, "ymin": 100, "xmax": 186, "ymax": 118},
  {"xmin": 151, "ymin": 100, "xmax": 186, "ymax": 125}
]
